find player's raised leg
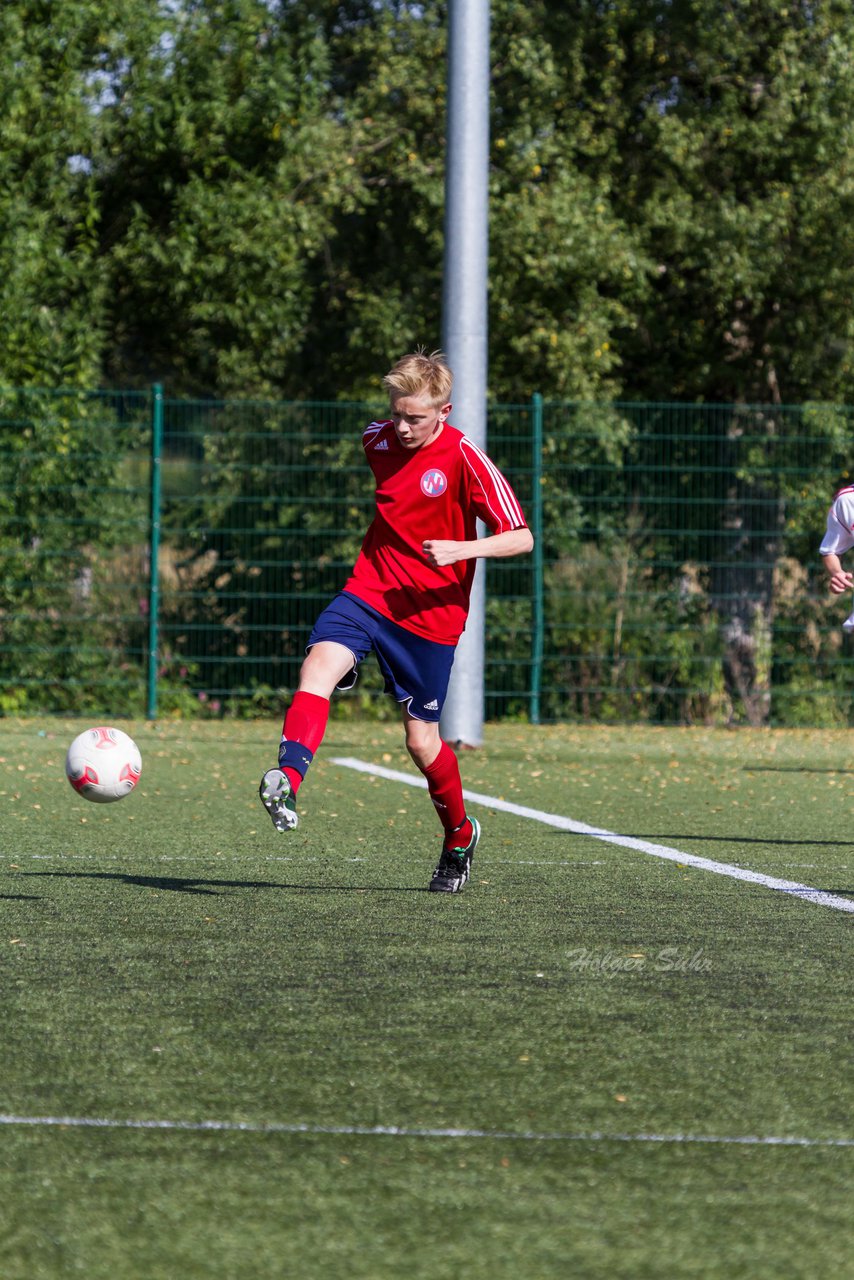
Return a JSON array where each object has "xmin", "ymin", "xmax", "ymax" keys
[{"xmin": 259, "ymin": 641, "xmax": 354, "ymax": 832}]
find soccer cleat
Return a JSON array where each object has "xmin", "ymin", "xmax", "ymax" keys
[
  {"xmin": 259, "ymin": 768, "xmax": 299, "ymax": 831},
  {"xmin": 428, "ymin": 818, "xmax": 481, "ymax": 894}
]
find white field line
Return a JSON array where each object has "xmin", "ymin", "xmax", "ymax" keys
[
  {"xmin": 0, "ymin": 1113, "xmax": 851, "ymax": 1148},
  {"xmin": 329, "ymin": 757, "xmax": 854, "ymax": 915}
]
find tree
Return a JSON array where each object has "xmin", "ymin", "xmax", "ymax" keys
[
  {"xmin": 607, "ymin": 0, "xmax": 854, "ymax": 407},
  {"xmin": 0, "ymin": 2, "xmax": 108, "ymax": 387},
  {"xmin": 291, "ymin": 0, "xmax": 651, "ymax": 402},
  {"xmin": 94, "ymin": 0, "xmax": 366, "ymax": 396},
  {"xmin": 603, "ymin": 0, "xmax": 854, "ymax": 720}
]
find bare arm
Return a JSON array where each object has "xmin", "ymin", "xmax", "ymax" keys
[
  {"xmin": 423, "ymin": 526, "xmax": 534, "ymax": 568},
  {"xmin": 822, "ymin": 553, "xmax": 854, "ymax": 595}
]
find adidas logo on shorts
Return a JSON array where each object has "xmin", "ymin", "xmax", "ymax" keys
[{"xmin": 423, "ymin": 699, "xmax": 439, "ymax": 711}]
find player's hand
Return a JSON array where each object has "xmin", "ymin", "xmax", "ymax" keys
[
  {"xmin": 423, "ymin": 539, "xmax": 465, "ymax": 567},
  {"xmin": 828, "ymin": 570, "xmax": 854, "ymax": 595}
]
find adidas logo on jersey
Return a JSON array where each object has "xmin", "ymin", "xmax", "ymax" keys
[
  {"xmin": 423, "ymin": 699, "xmax": 439, "ymax": 711},
  {"xmin": 373, "ymin": 438, "xmax": 389, "ymax": 450}
]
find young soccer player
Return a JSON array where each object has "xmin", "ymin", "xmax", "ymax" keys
[
  {"xmin": 820, "ymin": 482, "xmax": 854, "ymax": 632},
  {"xmin": 259, "ymin": 350, "xmax": 533, "ymax": 892}
]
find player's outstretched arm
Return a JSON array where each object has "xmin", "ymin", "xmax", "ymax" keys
[
  {"xmin": 822, "ymin": 553, "xmax": 854, "ymax": 595},
  {"xmin": 423, "ymin": 527, "xmax": 534, "ymax": 568}
]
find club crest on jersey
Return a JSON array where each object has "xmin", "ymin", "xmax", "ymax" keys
[{"xmin": 420, "ymin": 469, "xmax": 448, "ymax": 497}]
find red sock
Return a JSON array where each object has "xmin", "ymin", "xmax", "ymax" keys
[
  {"xmin": 422, "ymin": 741, "xmax": 472, "ymax": 846},
  {"xmin": 280, "ymin": 691, "xmax": 329, "ymax": 794}
]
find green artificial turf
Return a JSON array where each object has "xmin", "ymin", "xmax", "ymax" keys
[{"xmin": 1, "ymin": 719, "xmax": 852, "ymax": 1278}]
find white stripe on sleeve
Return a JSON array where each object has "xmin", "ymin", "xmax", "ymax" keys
[{"xmin": 460, "ymin": 437, "xmax": 526, "ymax": 529}]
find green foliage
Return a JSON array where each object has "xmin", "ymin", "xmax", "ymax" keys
[
  {"xmin": 96, "ymin": 0, "xmax": 361, "ymax": 396},
  {"xmin": 608, "ymin": 0, "xmax": 854, "ymax": 404},
  {"xmin": 537, "ymin": 543, "xmax": 726, "ymax": 726},
  {"xmin": 0, "ymin": 389, "xmax": 150, "ymax": 715},
  {"xmin": 4, "ymin": 1, "xmax": 854, "ymax": 406},
  {"xmin": 148, "ymin": 397, "xmax": 378, "ymax": 705},
  {"xmin": 0, "ymin": 2, "xmax": 107, "ymax": 385},
  {"xmin": 3, "ymin": 391, "xmax": 854, "ymax": 727},
  {"xmin": 6, "ymin": 0, "xmax": 854, "ymax": 724}
]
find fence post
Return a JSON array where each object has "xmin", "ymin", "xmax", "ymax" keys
[
  {"xmin": 146, "ymin": 383, "xmax": 163, "ymax": 720},
  {"xmin": 530, "ymin": 392, "xmax": 544, "ymax": 724}
]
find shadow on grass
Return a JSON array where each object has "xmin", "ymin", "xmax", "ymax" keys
[
  {"xmin": 746, "ymin": 766, "xmax": 854, "ymax": 774},
  {"xmin": 19, "ymin": 871, "xmax": 427, "ymax": 895}
]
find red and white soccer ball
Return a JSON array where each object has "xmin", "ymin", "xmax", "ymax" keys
[{"xmin": 65, "ymin": 726, "xmax": 142, "ymax": 804}]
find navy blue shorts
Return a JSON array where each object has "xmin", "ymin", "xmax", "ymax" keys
[{"xmin": 307, "ymin": 592, "xmax": 456, "ymax": 722}]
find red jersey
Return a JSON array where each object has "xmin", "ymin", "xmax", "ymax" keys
[{"xmin": 343, "ymin": 419, "xmax": 528, "ymax": 644}]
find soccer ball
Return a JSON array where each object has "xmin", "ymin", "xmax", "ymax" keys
[{"xmin": 65, "ymin": 726, "xmax": 142, "ymax": 804}]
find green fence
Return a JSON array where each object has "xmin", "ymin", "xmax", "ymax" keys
[{"xmin": 1, "ymin": 386, "xmax": 852, "ymax": 726}]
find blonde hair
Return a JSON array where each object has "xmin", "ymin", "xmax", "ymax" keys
[{"xmin": 383, "ymin": 349, "xmax": 453, "ymax": 407}]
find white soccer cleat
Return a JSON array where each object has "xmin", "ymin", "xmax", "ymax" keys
[{"xmin": 259, "ymin": 768, "xmax": 299, "ymax": 831}]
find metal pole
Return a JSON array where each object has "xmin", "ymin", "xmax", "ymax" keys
[
  {"xmin": 440, "ymin": 0, "xmax": 490, "ymax": 747},
  {"xmin": 146, "ymin": 383, "xmax": 163, "ymax": 720}
]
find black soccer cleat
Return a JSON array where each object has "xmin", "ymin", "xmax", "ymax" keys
[{"xmin": 428, "ymin": 818, "xmax": 481, "ymax": 893}]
